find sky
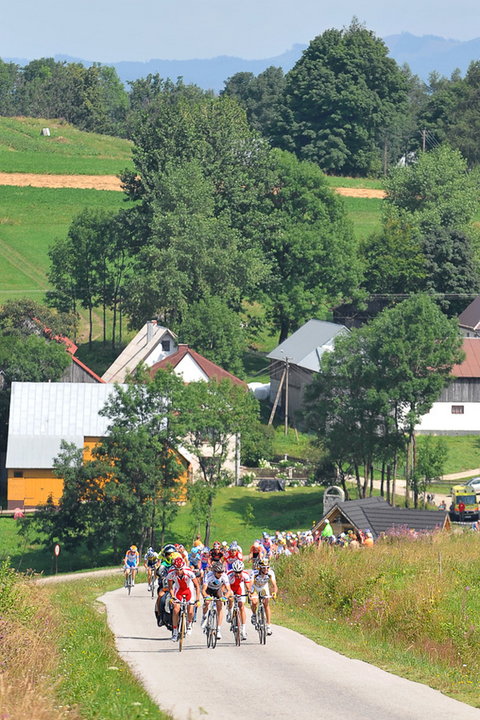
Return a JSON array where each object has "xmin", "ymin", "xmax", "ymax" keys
[{"xmin": 1, "ymin": 0, "xmax": 479, "ymax": 62}]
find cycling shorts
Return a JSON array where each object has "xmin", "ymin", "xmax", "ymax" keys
[
  {"xmin": 205, "ymin": 587, "xmax": 223, "ymax": 599},
  {"xmin": 173, "ymin": 588, "xmax": 194, "ymax": 603}
]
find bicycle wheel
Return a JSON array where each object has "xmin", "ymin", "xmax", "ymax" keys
[
  {"xmin": 150, "ymin": 575, "xmax": 155, "ymax": 599},
  {"xmin": 207, "ymin": 606, "xmax": 218, "ymax": 649},
  {"xmin": 257, "ymin": 603, "xmax": 266, "ymax": 644},
  {"xmin": 178, "ymin": 607, "xmax": 186, "ymax": 653},
  {"xmin": 127, "ymin": 571, "xmax": 132, "ymax": 595},
  {"xmin": 232, "ymin": 608, "xmax": 241, "ymax": 646}
]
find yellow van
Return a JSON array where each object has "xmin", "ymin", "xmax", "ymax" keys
[{"xmin": 450, "ymin": 485, "xmax": 479, "ymax": 521}]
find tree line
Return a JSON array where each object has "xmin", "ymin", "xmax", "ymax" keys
[{"xmin": 2, "ymin": 20, "xmax": 480, "ymax": 172}]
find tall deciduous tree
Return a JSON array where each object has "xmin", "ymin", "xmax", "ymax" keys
[
  {"xmin": 274, "ymin": 19, "xmax": 408, "ymax": 175},
  {"xmin": 95, "ymin": 369, "xmax": 188, "ymax": 547},
  {"xmin": 182, "ymin": 379, "xmax": 258, "ymax": 545},
  {"xmin": 177, "ymin": 296, "xmax": 246, "ymax": 377},
  {"xmin": 304, "ymin": 295, "xmax": 463, "ymax": 505},
  {"xmin": 383, "ymin": 144, "xmax": 480, "ymax": 233},
  {"xmin": 264, "ymin": 149, "xmax": 361, "ymax": 341}
]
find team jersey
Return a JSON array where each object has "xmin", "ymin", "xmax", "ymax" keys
[
  {"xmin": 225, "ymin": 548, "xmax": 244, "ymax": 566},
  {"xmin": 252, "ymin": 568, "xmax": 276, "ymax": 591},
  {"xmin": 204, "ymin": 570, "xmax": 230, "ymax": 591},
  {"xmin": 124, "ymin": 550, "xmax": 139, "ymax": 567},
  {"xmin": 144, "ymin": 552, "xmax": 159, "ymax": 566},
  {"xmin": 227, "ymin": 570, "xmax": 252, "ymax": 596},
  {"xmin": 166, "ymin": 567, "xmax": 197, "ymax": 601},
  {"xmin": 250, "ymin": 544, "xmax": 265, "ymax": 558},
  {"xmin": 209, "ymin": 549, "xmax": 224, "ymax": 564}
]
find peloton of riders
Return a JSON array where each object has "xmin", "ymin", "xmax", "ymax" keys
[{"xmin": 125, "ymin": 533, "xmax": 283, "ymax": 643}]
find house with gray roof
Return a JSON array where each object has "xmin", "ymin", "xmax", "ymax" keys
[
  {"xmin": 313, "ymin": 496, "xmax": 451, "ymax": 539},
  {"xmin": 267, "ymin": 319, "xmax": 348, "ymax": 422}
]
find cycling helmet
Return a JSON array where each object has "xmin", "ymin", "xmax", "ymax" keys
[
  {"xmin": 130, "ymin": 545, "xmax": 137, "ymax": 551},
  {"xmin": 262, "ymin": 532, "xmax": 269, "ymax": 538},
  {"xmin": 173, "ymin": 556, "xmax": 185, "ymax": 569},
  {"xmin": 146, "ymin": 547, "xmax": 155, "ymax": 556},
  {"xmin": 162, "ymin": 544, "xmax": 176, "ymax": 556},
  {"xmin": 221, "ymin": 541, "xmax": 228, "ymax": 547},
  {"xmin": 211, "ymin": 561, "xmax": 224, "ymax": 573},
  {"xmin": 169, "ymin": 552, "xmax": 181, "ymax": 562},
  {"xmin": 259, "ymin": 558, "xmax": 270, "ymax": 568},
  {"xmin": 229, "ymin": 541, "xmax": 238, "ymax": 550},
  {"xmin": 212, "ymin": 541, "xmax": 221, "ymax": 550},
  {"xmin": 232, "ymin": 559, "xmax": 244, "ymax": 572}
]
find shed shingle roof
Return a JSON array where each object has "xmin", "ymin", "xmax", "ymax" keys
[{"xmin": 317, "ymin": 497, "xmax": 448, "ymax": 538}]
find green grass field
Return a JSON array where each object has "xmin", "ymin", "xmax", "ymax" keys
[
  {"xmin": 342, "ymin": 195, "xmax": 383, "ymax": 239},
  {"xmin": 0, "ymin": 186, "xmax": 131, "ymax": 303},
  {"xmin": 0, "ymin": 117, "xmax": 133, "ymax": 175}
]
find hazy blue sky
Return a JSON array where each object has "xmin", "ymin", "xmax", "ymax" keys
[{"xmin": 2, "ymin": 0, "xmax": 479, "ymax": 62}]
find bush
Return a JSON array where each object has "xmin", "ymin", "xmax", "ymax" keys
[{"xmin": 241, "ymin": 421, "xmax": 275, "ymax": 466}]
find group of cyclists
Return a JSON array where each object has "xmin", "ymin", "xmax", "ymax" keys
[{"xmin": 122, "ymin": 534, "xmax": 279, "ymax": 644}]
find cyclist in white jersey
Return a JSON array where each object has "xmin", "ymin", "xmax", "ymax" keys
[
  {"xmin": 250, "ymin": 557, "xmax": 278, "ymax": 636},
  {"xmin": 201, "ymin": 561, "xmax": 232, "ymax": 640}
]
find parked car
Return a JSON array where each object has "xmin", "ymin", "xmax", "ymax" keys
[{"xmin": 465, "ymin": 477, "xmax": 480, "ymax": 494}]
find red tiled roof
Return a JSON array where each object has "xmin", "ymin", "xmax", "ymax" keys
[
  {"xmin": 150, "ymin": 345, "xmax": 246, "ymax": 387},
  {"xmin": 72, "ymin": 355, "xmax": 105, "ymax": 383},
  {"xmin": 452, "ymin": 338, "xmax": 480, "ymax": 378}
]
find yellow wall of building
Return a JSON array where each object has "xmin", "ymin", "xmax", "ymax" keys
[{"xmin": 7, "ymin": 437, "xmax": 190, "ymax": 509}]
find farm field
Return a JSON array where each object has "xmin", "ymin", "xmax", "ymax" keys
[
  {"xmin": 0, "ymin": 116, "xmax": 133, "ymax": 175},
  {"xmin": 0, "ymin": 186, "xmax": 131, "ymax": 303}
]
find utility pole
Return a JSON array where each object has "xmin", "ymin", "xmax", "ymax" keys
[
  {"xmin": 268, "ymin": 366, "xmax": 286, "ymax": 425},
  {"xmin": 284, "ymin": 356, "xmax": 289, "ymax": 435},
  {"xmin": 422, "ymin": 128, "xmax": 426, "ymax": 152}
]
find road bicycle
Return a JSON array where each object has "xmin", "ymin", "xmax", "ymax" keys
[
  {"xmin": 204, "ymin": 596, "xmax": 226, "ymax": 649},
  {"xmin": 255, "ymin": 595, "xmax": 267, "ymax": 645},
  {"xmin": 229, "ymin": 594, "xmax": 242, "ymax": 646},
  {"xmin": 147, "ymin": 569, "xmax": 156, "ymax": 599},
  {"xmin": 124, "ymin": 566, "xmax": 136, "ymax": 595},
  {"xmin": 176, "ymin": 597, "xmax": 189, "ymax": 653}
]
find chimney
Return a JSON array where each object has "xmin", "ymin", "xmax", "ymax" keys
[{"xmin": 146, "ymin": 321, "xmax": 154, "ymax": 344}]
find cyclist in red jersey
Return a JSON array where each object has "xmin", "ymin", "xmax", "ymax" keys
[
  {"xmin": 227, "ymin": 559, "xmax": 252, "ymax": 640},
  {"xmin": 167, "ymin": 557, "xmax": 201, "ymax": 642}
]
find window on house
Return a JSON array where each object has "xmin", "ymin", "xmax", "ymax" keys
[
  {"xmin": 451, "ymin": 405, "xmax": 464, "ymax": 414},
  {"xmin": 162, "ymin": 340, "xmax": 171, "ymax": 352},
  {"xmin": 13, "ymin": 471, "xmax": 23, "ymax": 477}
]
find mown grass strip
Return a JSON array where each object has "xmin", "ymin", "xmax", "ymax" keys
[{"xmin": 46, "ymin": 576, "xmax": 172, "ymax": 720}]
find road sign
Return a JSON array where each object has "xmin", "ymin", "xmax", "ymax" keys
[{"xmin": 54, "ymin": 543, "xmax": 61, "ymax": 557}]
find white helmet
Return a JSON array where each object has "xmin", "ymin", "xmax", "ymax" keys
[{"xmin": 231, "ymin": 559, "xmax": 244, "ymax": 572}]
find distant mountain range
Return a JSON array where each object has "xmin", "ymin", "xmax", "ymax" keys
[{"xmin": 6, "ymin": 33, "xmax": 480, "ymax": 92}]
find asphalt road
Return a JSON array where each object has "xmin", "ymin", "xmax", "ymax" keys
[{"xmin": 100, "ymin": 583, "xmax": 480, "ymax": 720}]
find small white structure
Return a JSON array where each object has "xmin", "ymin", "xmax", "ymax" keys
[
  {"xmin": 41, "ymin": 128, "xmax": 51, "ymax": 136},
  {"xmin": 248, "ymin": 382, "xmax": 270, "ymax": 401},
  {"xmin": 323, "ymin": 485, "xmax": 345, "ymax": 514}
]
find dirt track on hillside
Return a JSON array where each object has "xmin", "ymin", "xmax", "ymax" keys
[
  {"xmin": 0, "ymin": 172, "xmax": 123, "ymax": 191},
  {"xmin": 0, "ymin": 172, "xmax": 385, "ymax": 197}
]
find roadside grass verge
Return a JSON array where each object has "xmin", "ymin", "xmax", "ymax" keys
[
  {"xmin": 47, "ymin": 575, "xmax": 171, "ymax": 720},
  {"xmin": 0, "ymin": 563, "xmax": 171, "ymax": 720},
  {"xmin": 0, "ymin": 117, "xmax": 133, "ymax": 175},
  {"xmin": 274, "ymin": 532, "xmax": 480, "ymax": 708}
]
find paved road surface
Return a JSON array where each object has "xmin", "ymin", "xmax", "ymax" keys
[{"xmin": 100, "ymin": 584, "xmax": 480, "ymax": 720}]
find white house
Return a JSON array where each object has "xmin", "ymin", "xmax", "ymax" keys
[
  {"xmin": 416, "ymin": 338, "xmax": 480, "ymax": 434},
  {"xmin": 102, "ymin": 321, "xmax": 177, "ymax": 383}
]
